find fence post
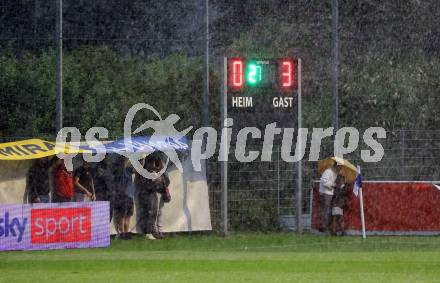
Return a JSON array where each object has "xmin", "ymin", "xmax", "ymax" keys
[
  {"xmin": 202, "ymin": 0, "xmax": 210, "ymax": 129},
  {"xmin": 277, "ymin": 145, "xmax": 280, "ymax": 217},
  {"xmin": 220, "ymin": 57, "xmax": 228, "ymax": 236},
  {"xmin": 296, "ymin": 58, "xmax": 303, "ymax": 234},
  {"xmin": 55, "ymin": 0, "xmax": 63, "ymax": 133},
  {"xmin": 331, "ymin": 0, "xmax": 339, "ymax": 134},
  {"xmin": 400, "ymin": 130, "xmax": 406, "ymax": 180}
]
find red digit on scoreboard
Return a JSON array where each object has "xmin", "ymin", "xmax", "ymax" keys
[
  {"xmin": 229, "ymin": 58, "xmax": 244, "ymax": 90},
  {"xmin": 282, "ymin": 61, "xmax": 292, "ymax": 87},
  {"xmin": 279, "ymin": 58, "xmax": 296, "ymax": 91}
]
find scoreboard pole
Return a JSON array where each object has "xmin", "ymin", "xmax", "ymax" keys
[
  {"xmin": 296, "ymin": 58, "xmax": 303, "ymax": 234},
  {"xmin": 221, "ymin": 56, "xmax": 228, "ymax": 236}
]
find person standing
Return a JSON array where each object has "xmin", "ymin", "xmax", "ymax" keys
[
  {"xmin": 73, "ymin": 159, "xmax": 95, "ymax": 202},
  {"xmin": 26, "ymin": 157, "xmax": 56, "ymax": 203},
  {"xmin": 92, "ymin": 159, "xmax": 114, "ymax": 222},
  {"xmin": 113, "ymin": 156, "xmax": 135, "ymax": 240},
  {"xmin": 135, "ymin": 153, "xmax": 170, "ymax": 240},
  {"xmin": 331, "ymin": 175, "xmax": 349, "ymax": 236},
  {"xmin": 52, "ymin": 158, "xmax": 74, "ymax": 203},
  {"xmin": 319, "ymin": 161, "xmax": 341, "ymax": 233}
]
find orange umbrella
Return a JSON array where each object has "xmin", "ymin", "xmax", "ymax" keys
[{"xmin": 317, "ymin": 157, "xmax": 357, "ymax": 183}]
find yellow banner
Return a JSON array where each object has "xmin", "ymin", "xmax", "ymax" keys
[{"xmin": 0, "ymin": 139, "xmax": 88, "ymax": 161}]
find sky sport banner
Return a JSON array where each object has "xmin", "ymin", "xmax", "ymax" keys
[
  {"xmin": 0, "ymin": 136, "xmax": 189, "ymax": 160},
  {"xmin": 0, "ymin": 201, "xmax": 109, "ymax": 251}
]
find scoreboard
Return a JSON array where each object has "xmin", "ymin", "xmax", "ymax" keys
[
  {"xmin": 220, "ymin": 56, "xmax": 303, "ymax": 236},
  {"xmin": 228, "ymin": 57, "xmax": 298, "ymax": 93},
  {"xmin": 225, "ymin": 57, "xmax": 300, "ymax": 109}
]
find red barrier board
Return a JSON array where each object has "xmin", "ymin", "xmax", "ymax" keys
[{"xmin": 311, "ymin": 182, "xmax": 440, "ymax": 234}]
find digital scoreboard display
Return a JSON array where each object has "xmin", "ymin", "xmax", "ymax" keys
[{"xmin": 228, "ymin": 57, "xmax": 298, "ymax": 93}]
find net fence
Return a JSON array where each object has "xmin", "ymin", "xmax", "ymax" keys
[
  {"xmin": 1, "ymin": 1, "xmax": 440, "ymax": 234},
  {"xmin": 207, "ymin": 129, "xmax": 440, "ymax": 232}
]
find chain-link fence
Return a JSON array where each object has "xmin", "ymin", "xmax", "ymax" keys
[{"xmin": 207, "ymin": 129, "xmax": 440, "ymax": 232}]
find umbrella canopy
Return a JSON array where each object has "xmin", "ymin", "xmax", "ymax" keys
[{"xmin": 317, "ymin": 156, "xmax": 357, "ymax": 183}]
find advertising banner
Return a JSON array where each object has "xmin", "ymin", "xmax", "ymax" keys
[
  {"xmin": 0, "ymin": 137, "xmax": 188, "ymax": 160},
  {"xmin": 0, "ymin": 201, "xmax": 110, "ymax": 251},
  {"xmin": 311, "ymin": 182, "xmax": 440, "ymax": 235}
]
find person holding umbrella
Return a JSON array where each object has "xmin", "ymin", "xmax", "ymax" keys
[
  {"xmin": 318, "ymin": 158, "xmax": 342, "ymax": 233},
  {"xmin": 318, "ymin": 157, "xmax": 357, "ymax": 234}
]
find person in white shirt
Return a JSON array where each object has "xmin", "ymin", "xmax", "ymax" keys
[{"xmin": 319, "ymin": 161, "xmax": 342, "ymax": 233}]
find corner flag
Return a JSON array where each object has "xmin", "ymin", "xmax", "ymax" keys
[
  {"xmin": 353, "ymin": 166, "xmax": 362, "ymax": 197},
  {"xmin": 353, "ymin": 165, "xmax": 366, "ymax": 238}
]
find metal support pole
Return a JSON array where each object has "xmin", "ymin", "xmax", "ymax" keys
[
  {"xmin": 400, "ymin": 131, "xmax": 406, "ymax": 180},
  {"xmin": 331, "ymin": 0, "xmax": 339, "ymax": 133},
  {"xmin": 33, "ymin": 0, "xmax": 39, "ymax": 44},
  {"xmin": 55, "ymin": 0, "xmax": 63, "ymax": 133},
  {"xmin": 277, "ymin": 146, "xmax": 280, "ymax": 216},
  {"xmin": 359, "ymin": 188, "xmax": 367, "ymax": 239},
  {"xmin": 201, "ymin": 0, "xmax": 210, "ymax": 180},
  {"xmin": 220, "ymin": 57, "xmax": 228, "ymax": 235},
  {"xmin": 202, "ymin": 0, "xmax": 210, "ymax": 128},
  {"xmin": 296, "ymin": 58, "xmax": 303, "ymax": 234}
]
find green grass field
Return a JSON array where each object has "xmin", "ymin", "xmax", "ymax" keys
[{"xmin": 2, "ymin": 233, "xmax": 440, "ymax": 283}]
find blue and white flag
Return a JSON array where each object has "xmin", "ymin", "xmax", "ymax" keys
[
  {"xmin": 353, "ymin": 165, "xmax": 362, "ymax": 197},
  {"xmin": 79, "ymin": 136, "xmax": 189, "ymax": 154}
]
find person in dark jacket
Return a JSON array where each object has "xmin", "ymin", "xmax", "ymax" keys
[
  {"xmin": 331, "ymin": 175, "xmax": 349, "ymax": 236},
  {"xmin": 74, "ymin": 159, "xmax": 95, "ymax": 202},
  {"xmin": 135, "ymin": 153, "xmax": 170, "ymax": 240},
  {"xmin": 113, "ymin": 156, "xmax": 135, "ymax": 240},
  {"xmin": 26, "ymin": 157, "xmax": 56, "ymax": 203},
  {"xmin": 92, "ymin": 158, "xmax": 114, "ymax": 222}
]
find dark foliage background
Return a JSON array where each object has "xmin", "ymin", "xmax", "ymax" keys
[{"xmin": 1, "ymin": 0, "xmax": 439, "ymax": 138}]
